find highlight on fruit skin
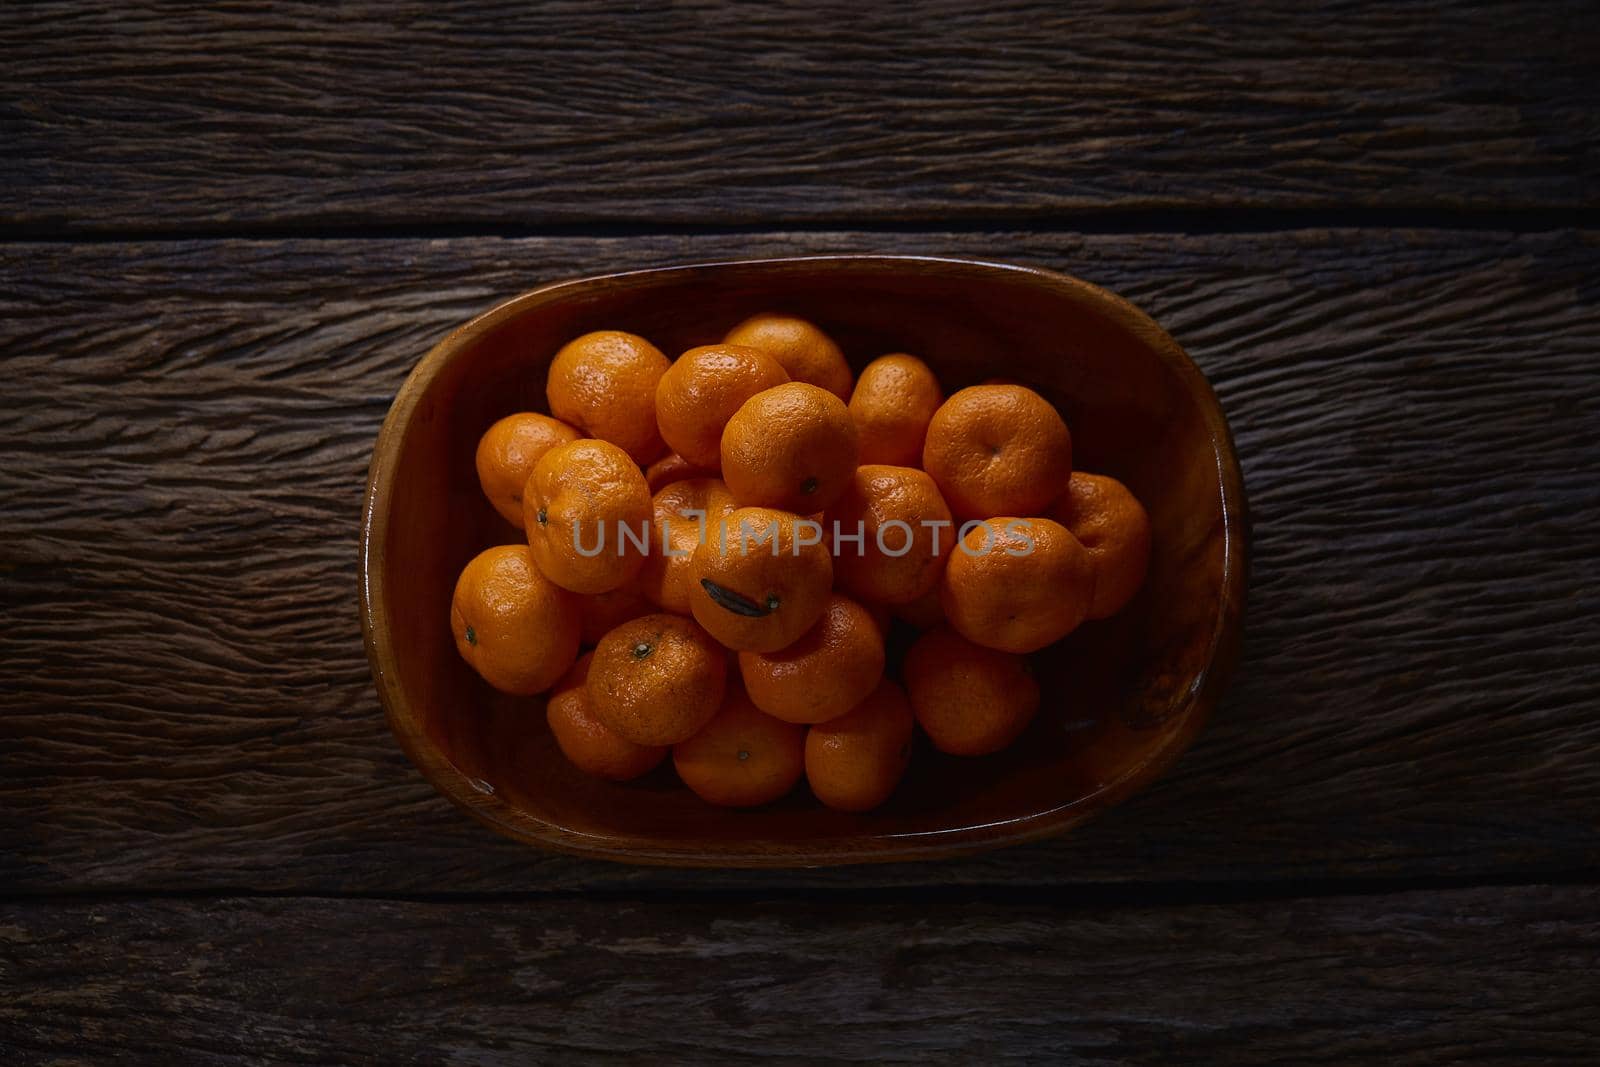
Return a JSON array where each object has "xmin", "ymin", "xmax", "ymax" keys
[
  {"xmin": 655, "ymin": 343, "xmax": 790, "ymax": 469},
  {"xmin": 940, "ymin": 517, "xmax": 1096, "ymax": 654},
  {"xmin": 449, "ymin": 544, "xmax": 579, "ymax": 696},
  {"xmin": 546, "ymin": 652, "xmax": 667, "ymax": 782},
  {"xmin": 474, "ymin": 412, "xmax": 580, "ymax": 528},
  {"xmin": 922, "ymin": 384, "xmax": 1073, "ymax": 520},
  {"xmin": 522, "ymin": 438, "xmax": 652, "ymax": 595},
  {"xmin": 738, "ymin": 593, "xmax": 886, "ymax": 725},
  {"xmin": 720, "ymin": 382, "xmax": 860, "ymax": 513},
  {"xmin": 1049, "ymin": 471, "xmax": 1152, "ymax": 620},
  {"xmin": 849, "ymin": 353, "xmax": 943, "ymax": 467},
  {"xmin": 804, "ymin": 678, "xmax": 915, "ymax": 813},
  {"xmin": 444, "ymin": 323, "xmax": 1159, "ymax": 812},
  {"xmin": 687, "ymin": 506, "xmax": 834, "ymax": 653},
  {"xmin": 545, "ymin": 330, "xmax": 670, "ymax": 465},
  {"xmin": 723, "ymin": 312, "xmax": 853, "ymax": 401},
  {"xmin": 586, "ymin": 614, "xmax": 728, "ymax": 747},
  {"xmin": 674, "ymin": 684, "xmax": 807, "ymax": 808}
]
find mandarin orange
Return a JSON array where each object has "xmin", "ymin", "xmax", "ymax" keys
[
  {"xmin": 523, "ymin": 438, "xmax": 651, "ymax": 594},
  {"xmin": 922, "ymin": 385, "xmax": 1072, "ymax": 519},
  {"xmin": 587, "ymin": 614, "xmax": 727, "ymax": 746},
  {"xmin": 474, "ymin": 412, "xmax": 581, "ymax": 528},
  {"xmin": 450, "ymin": 544, "xmax": 580, "ymax": 695},
  {"xmin": 904, "ymin": 626, "xmax": 1040, "ymax": 756},
  {"xmin": 940, "ymin": 517, "xmax": 1094, "ymax": 653},
  {"xmin": 545, "ymin": 330, "xmax": 669, "ymax": 464},
  {"xmin": 848, "ymin": 353, "xmax": 942, "ymax": 467}
]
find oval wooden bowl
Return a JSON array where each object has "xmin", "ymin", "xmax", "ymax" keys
[{"xmin": 361, "ymin": 255, "xmax": 1247, "ymax": 866}]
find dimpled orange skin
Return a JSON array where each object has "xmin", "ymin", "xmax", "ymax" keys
[
  {"xmin": 655, "ymin": 344, "xmax": 790, "ymax": 469},
  {"xmin": 922, "ymin": 385, "xmax": 1073, "ymax": 520},
  {"xmin": 804, "ymin": 678, "xmax": 915, "ymax": 812},
  {"xmin": 1049, "ymin": 472, "xmax": 1153, "ymax": 620},
  {"xmin": 904, "ymin": 626, "xmax": 1041, "ymax": 756},
  {"xmin": 738, "ymin": 594, "xmax": 886, "ymax": 724},
  {"xmin": 586, "ymin": 614, "xmax": 727, "ymax": 746},
  {"xmin": 829, "ymin": 464, "xmax": 954, "ymax": 606},
  {"xmin": 474, "ymin": 412, "xmax": 581, "ymax": 528},
  {"xmin": 644, "ymin": 452, "xmax": 717, "ymax": 494},
  {"xmin": 848, "ymin": 353, "xmax": 944, "ymax": 467},
  {"xmin": 723, "ymin": 312, "xmax": 853, "ymax": 401},
  {"xmin": 546, "ymin": 652, "xmax": 667, "ymax": 781},
  {"xmin": 638, "ymin": 478, "xmax": 738, "ymax": 614},
  {"xmin": 450, "ymin": 544, "xmax": 580, "ymax": 695},
  {"xmin": 577, "ymin": 577, "xmax": 655, "ymax": 647},
  {"xmin": 688, "ymin": 507, "xmax": 833, "ymax": 652},
  {"xmin": 545, "ymin": 330, "xmax": 671, "ymax": 465},
  {"xmin": 523, "ymin": 439, "xmax": 652, "ymax": 595},
  {"xmin": 674, "ymin": 685, "xmax": 807, "ymax": 808},
  {"xmin": 721, "ymin": 383, "xmax": 859, "ymax": 513},
  {"xmin": 941, "ymin": 517, "xmax": 1095, "ymax": 654}
]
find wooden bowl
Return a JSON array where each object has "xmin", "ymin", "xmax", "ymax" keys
[{"xmin": 361, "ymin": 256, "xmax": 1246, "ymax": 866}]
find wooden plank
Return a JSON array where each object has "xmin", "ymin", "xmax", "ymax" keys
[
  {"xmin": 2, "ymin": 230, "xmax": 1598, "ymax": 893},
  {"xmin": 2, "ymin": 0, "xmax": 1596, "ymax": 234},
  {"xmin": 2, "ymin": 885, "xmax": 1596, "ymax": 1063}
]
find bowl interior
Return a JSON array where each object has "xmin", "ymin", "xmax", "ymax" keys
[{"xmin": 363, "ymin": 256, "xmax": 1243, "ymax": 864}]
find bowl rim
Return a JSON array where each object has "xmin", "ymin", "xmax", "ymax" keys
[{"xmin": 359, "ymin": 254, "xmax": 1248, "ymax": 867}]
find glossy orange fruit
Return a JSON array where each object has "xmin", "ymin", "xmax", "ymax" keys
[
  {"xmin": 1049, "ymin": 472, "xmax": 1152, "ymax": 620},
  {"xmin": 804, "ymin": 678, "xmax": 915, "ymax": 812},
  {"xmin": 545, "ymin": 330, "xmax": 670, "ymax": 465},
  {"xmin": 688, "ymin": 507, "xmax": 833, "ymax": 652},
  {"xmin": 655, "ymin": 344, "xmax": 790, "ymax": 469},
  {"xmin": 587, "ymin": 614, "xmax": 727, "ymax": 746},
  {"xmin": 829, "ymin": 464, "xmax": 953, "ymax": 606},
  {"xmin": 546, "ymin": 652, "xmax": 667, "ymax": 781},
  {"xmin": 738, "ymin": 594, "xmax": 885, "ymax": 724},
  {"xmin": 904, "ymin": 626, "xmax": 1040, "ymax": 756},
  {"xmin": 848, "ymin": 353, "xmax": 943, "ymax": 467},
  {"xmin": 638, "ymin": 478, "xmax": 738, "ymax": 614},
  {"xmin": 474, "ymin": 412, "xmax": 581, "ymax": 528},
  {"xmin": 721, "ymin": 383, "xmax": 859, "ymax": 512},
  {"xmin": 673, "ymin": 685, "xmax": 806, "ymax": 808},
  {"xmin": 644, "ymin": 451, "xmax": 717, "ymax": 494},
  {"xmin": 723, "ymin": 312, "xmax": 853, "ymax": 401},
  {"xmin": 450, "ymin": 544, "xmax": 580, "ymax": 695},
  {"xmin": 940, "ymin": 517, "xmax": 1094, "ymax": 653},
  {"xmin": 576, "ymin": 576, "xmax": 655, "ymax": 647},
  {"xmin": 523, "ymin": 438, "xmax": 652, "ymax": 594},
  {"xmin": 922, "ymin": 385, "xmax": 1073, "ymax": 519}
]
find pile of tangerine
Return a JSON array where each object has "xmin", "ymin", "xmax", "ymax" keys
[{"xmin": 452, "ymin": 313, "xmax": 1150, "ymax": 812}]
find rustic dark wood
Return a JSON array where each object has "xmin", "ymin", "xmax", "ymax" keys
[
  {"xmin": 2, "ymin": 229, "xmax": 1597, "ymax": 892},
  {"xmin": 2, "ymin": 0, "xmax": 1597, "ymax": 235},
  {"xmin": 363, "ymin": 255, "xmax": 1245, "ymax": 866},
  {"xmin": 1, "ymin": 884, "xmax": 1596, "ymax": 1064}
]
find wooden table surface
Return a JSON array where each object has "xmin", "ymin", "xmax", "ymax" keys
[{"xmin": 3, "ymin": 2, "xmax": 1598, "ymax": 1063}]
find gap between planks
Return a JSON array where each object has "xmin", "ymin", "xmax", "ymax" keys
[
  {"xmin": 6, "ymin": 868, "xmax": 1599, "ymax": 910},
  {"xmin": 5, "ymin": 206, "xmax": 1600, "ymax": 245}
]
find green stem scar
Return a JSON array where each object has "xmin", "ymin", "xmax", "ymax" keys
[
  {"xmin": 801, "ymin": 476, "xmax": 819, "ymax": 495},
  {"xmin": 464, "ymin": 624, "xmax": 477, "ymax": 646},
  {"xmin": 632, "ymin": 641, "xmax": 655, "ymax": 660},
  {"xmin": 700, "ymin": 579, "xmax": 778, "ymax": 618},
  {"xmin": 737, "ymin": 750, "xmax": 750, "ymax": 761},
  {"xmin": 536, "ymin": 507, "xmax": 548, "ymax": 526}
]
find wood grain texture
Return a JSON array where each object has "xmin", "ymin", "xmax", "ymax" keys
[
  {"xmin": 2, "ymin": 229, "xmax": 1598, "ymax": 893},
  {"xmin": 2, "ymin": 0, "xmax": 1597, "ymax": 234},
  {"xmin": 2, "ymin": 885, "xmax": 1597, "ymax": 1064}
]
